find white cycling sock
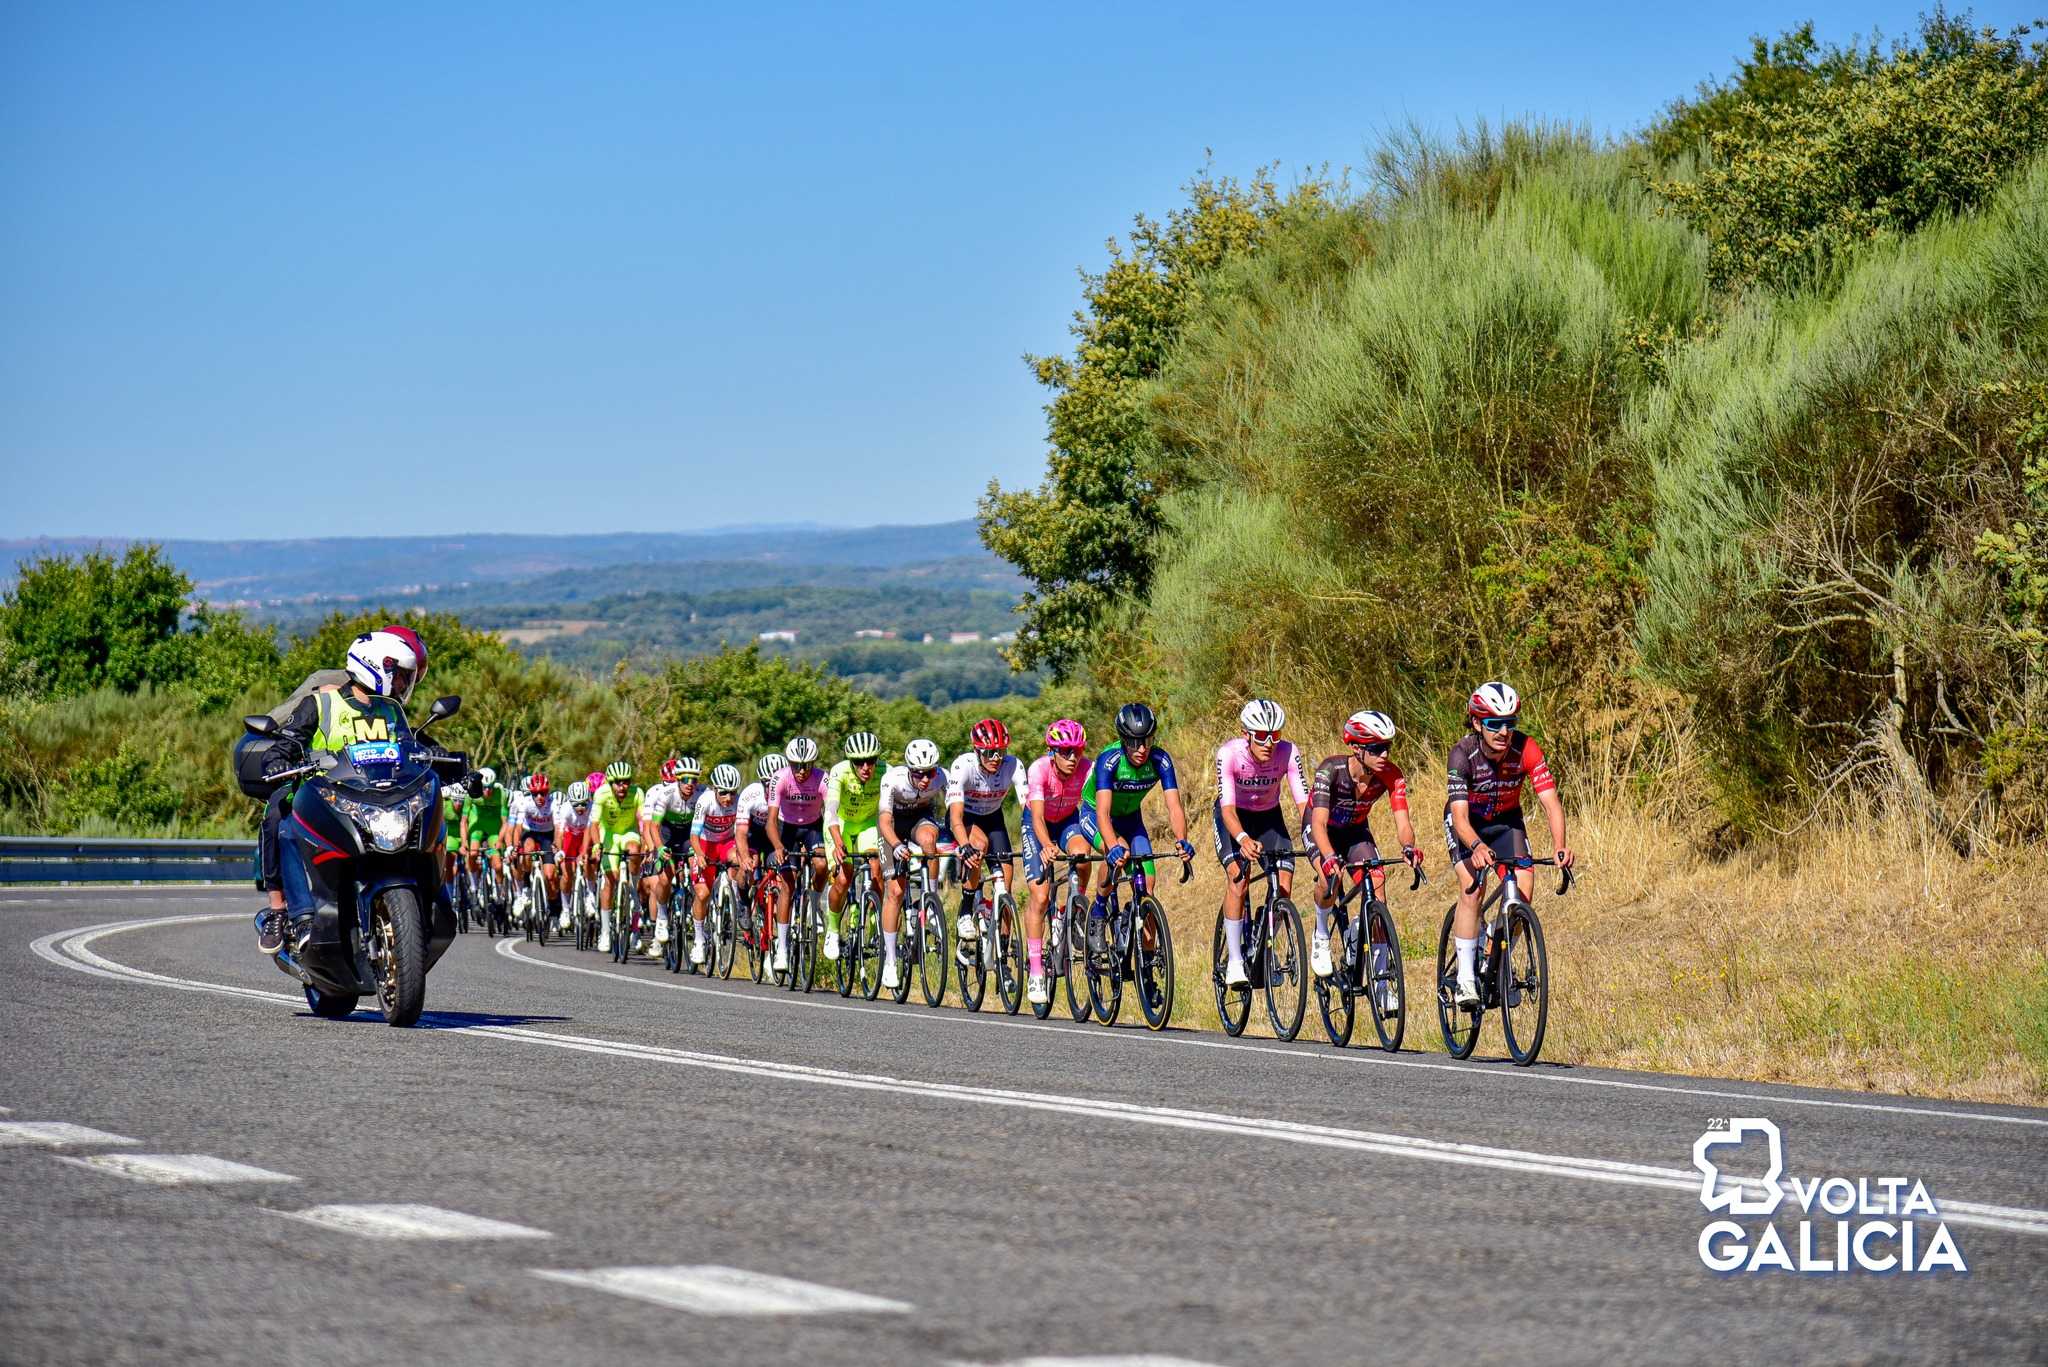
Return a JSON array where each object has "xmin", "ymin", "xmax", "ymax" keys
[
  {"xmin": 695, "ymin": 921, "xmax": 708, "ymax": 946},
  {"xmin": 1223, "ymin": 916, "xmax": 1244, "ymax": 963},
  {"xmin": 776, "ymin": 923, "xmax": 789, "ymax": 952},
  {"xmin": 1313, "ymin": 904, "xmax": 1330, "ymax": 939},
  {"xmin": 1454, "ymin": 936, "xmax": 1478, "ymax": 982},
  {"xmin": 883, "ymin": 930, "xmax": 899, "ymax": 963}
]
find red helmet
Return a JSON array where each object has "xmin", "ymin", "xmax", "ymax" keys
[
  {"xmin": 381, "ymin": 624, "xmax": 428, "ymax": 684},
  {"xmin": 970, "ymin": 717, "xmax": 1010, "ymax": 751},
  {"xmin": 527, "ymin": 773, "xmax": 550, "ymax": 797}
]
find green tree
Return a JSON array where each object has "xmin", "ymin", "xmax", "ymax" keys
[
  {"xmin": 0, "ymin": 545, "xmax": 193, "ymax": 697},
  {"xmin": 979, "ymin": 166, "xmax": 1338, "ymax": 679},
  {"xmin": 1643, "ymin": 22, "xmax": 1877, "ymax": 165},
  {"xmin": 181, "ymin": 608, "xmax": 283, "ymax": 712}
]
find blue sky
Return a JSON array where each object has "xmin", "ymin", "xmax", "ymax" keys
[{"xmin": 1, "ymin": 1, "xmax": 2015, "ymax": 539}]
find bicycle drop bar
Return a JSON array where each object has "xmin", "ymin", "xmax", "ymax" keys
[{"xmin": 1458, "ymin": 855, "xmax": 1574, "ymax": 899}]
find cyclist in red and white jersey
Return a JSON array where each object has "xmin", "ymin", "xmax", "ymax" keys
[
  {"xmin": 553, "ymin": 779, "xmax": 593, "ymax": 878},
  {"xmin": 1214, "ymin": 698, "xmax": 1312, "ymax": 986},
  {"xmin": 1307, "ymin": 710, "xmax": 1423, "ymax": 991},
  {"xmin": 877, "ymin": 739, "xmax": 951, "ymax": 991},
  {"xmin": 507, "ymin": 773, "xmax": 560, "ymax": 927},
  {"xmin": 688, "ymin": 764, "xmax": 747, "ymax": 958},
  {"xmin": 1445, "ymin": 681, "xmax": 1573, "ymax": 1006},
  {"xmin": 767, "ymin": 736, "xmax": 830, "ymax": 975},
  {"xmin": 946, "ymin": 718, "xmax": 1027, "ymax": 952}
]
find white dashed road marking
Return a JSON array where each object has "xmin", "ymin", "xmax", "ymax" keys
[
  {"xmin": 953, "ymin": 1359, "xmax": 1230, "ymax": 1367},
  {"xmin": 60, "ymin": 1153, "xmax": 298, "ymax": 1185},
  {"xmin": 532, "ymin": 1265, "xmax": 912, "ymax": 1316},
  {"xmin": 279, "ymin": 1204, "xmax": 551, "ymax": 1240},
  {"xmin": 0, "ymin": 1121, "xmax": 139, "ymax": 1148}
]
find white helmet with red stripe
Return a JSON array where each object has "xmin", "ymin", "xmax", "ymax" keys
[
  {"xmin": 346, "ymin": 630, "xmax": 421, "ymax": 704},
  {"xmin": 1467, "ymin": 681, "xmax": 1521, "ymax": 720}
]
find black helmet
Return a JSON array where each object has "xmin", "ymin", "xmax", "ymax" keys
[{"xmin": 1114, "ymin": 702, "xmax": 1157, "ymax": 744}]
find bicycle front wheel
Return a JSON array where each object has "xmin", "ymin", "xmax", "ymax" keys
[
  {"xmin": 1364, "ymin": 901, "xmax": 1405, "ymax": 1053},
  {"xmin": 918, "ymin": 895, "xmax": 949, "ymax": 1007},
  {"xmin": 1263, "ymin": 899, "xmax": 1306, "ymax": 1042},
  {"xmin": 993, "ymin": 893, "xmax": 1024, "ymax": 1016},
  {"xmin": 1062, "ymin": 897, "xmax": 1090, "ymax": 1023},
  {"xmin": 1498, "ymin": 905, "xmax": 1549, "ymax": 1066},
  {"xmin": 1132, "ymin": 896, "xmax": 1173, "ymax": 1031},
  {"xmin": 1435, "ymin": 907, "xmax": 1481, "ymax": 1059},
  {"xmin": 855, "ymin": 887, "xmax": 883, "ymax": 1001},
  {"xmin": 1212, "ymin": 909, "xmax": 1251, "ymax": 1037},
  {"xmin": 958, "ymin": 902, "xmax": 988, "ymax": 1012},
  {"xmin": 1316, "ymin": 907, "xmax": 1356, "ymax": 1048}
]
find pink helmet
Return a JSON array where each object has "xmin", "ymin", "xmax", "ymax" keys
[
  {"xmin": 1044, "ymin": 719, "xmax": 1086, "ymax": 750},
  {"xmin": 586, "ymin": 771, "xmax": 605, "ymax": 791}
]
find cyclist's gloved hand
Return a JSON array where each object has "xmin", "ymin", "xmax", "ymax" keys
[
  {"xmin": 1403, "ymin": 844, "xmax": 1423, "ymax": 869},
  {"xmin": 1106, "ymin": 844, "xmax": 1127, "ymax": 868},
  {"xmin": 1554, "ymin": 845, "xmax": 1575, "ymax": 870},
  {"xmin": 893, "ymin": 842, "xmax": 911, "ymax": 861},
  {"xmin": 1319, "ymin": 854, "xmax": 1342, "ymax": 881},
  {"xmin": 261, "ymin": 754, "xmax": 298, "ymax": 780},
  {"xmin": 1175, "ymin": 839, "xmax": 1195, "ymax": 861}
]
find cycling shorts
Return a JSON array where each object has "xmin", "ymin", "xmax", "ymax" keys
[
  {"xmin": 1084, "ymin": 807, "xmax": 1154, "ymax": 877},
  {"xmin": 1212, "ymin": 800, "xmax": 1293, "ymax": 872},
  {"xmin": 1318, "ymin": 820, "xmax": 1378, "ymax": 868},
  {"xmin": 780, "ymin": 820, "xmax": 827, "ymax": 856},
  {"xmin": 658, "ymin": 821, "xmax": 692, "ymax": 861},
  {"xmin": 746, "ymin": 820, "xmax": 775, "ymax": 859},
  {"xmin": 1021, "ymin": 810, "xmax": 1089, "ymax": 883},
  {"xmin": 879, "ymin": 812, "xmax": 944, "ymax": 878},
  {"xmin": 516, "ymin": 829, "xmax": 556, "ymax": 861},
  {"xmin": 557, "ymin": 827, "xmax": 587, "ymax": 861},
  {"xmin": 691, "ymin": 838, "xmax": 735, "ymax": 884},
  {"xmin": 1444, "ymin": 811, "xmax": 1529, "ymax": 867},
  {"xmin": 959, "ymin": 807, "xmax": 1013, "ymax": 863},
  {"xmin": 829, "ymin": 825, "xmax": 880, "ymax": 871},
  {"xmin": 600, "ymin": 830, "xmax": 643, "ymax": 867}
]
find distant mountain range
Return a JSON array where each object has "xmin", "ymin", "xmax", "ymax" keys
[{"xmin": 0, "ymin": 521, "xmax": 1005, "ymax": 605}]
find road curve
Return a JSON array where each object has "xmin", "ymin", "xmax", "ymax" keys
[{"xmin": 4, "ymin": 887, "xmax": 2044, "ymax": 1366}]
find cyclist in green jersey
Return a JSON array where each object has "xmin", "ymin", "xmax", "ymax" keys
[
  {"xmin": 1078, "ymin": 703, "xmax": 1196, "ymax": 956},
  {"xmin": 461, "ymin": 768, "xmax": 509, "ymax": 887},
  {"xmin": 590, "ymin": 759, "xmax": 648, "ymax": 943},
  {"xmin": 823, "ymin": 731, "xmax": 884, "ymax": 962}
]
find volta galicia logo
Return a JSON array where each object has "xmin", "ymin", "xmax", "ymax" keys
[{"xmin": 1692, "ymin": 1119, "xmax": 1967, "ymax": 1275}]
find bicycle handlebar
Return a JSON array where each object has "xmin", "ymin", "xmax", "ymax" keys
[
  {"xmin": 1051, "ymin": 848, "xmax": 1195, "ymax": 886},
  {"xmin": 1324, "ymin": 854, "xmax": 1428, "ymax": 894},
  {"xmin": 1459, "ymin": 855, "xmax": 1574, "ymax": 898}
]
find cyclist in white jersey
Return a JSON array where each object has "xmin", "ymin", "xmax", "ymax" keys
[
  {"xmin": 947, "ymin": 717, "xmax": 1027, "ymax": 948},
  {"xmin": 507, "ymin": 774, "xmax": 560, "ymax": 925},
  {"xmin": 640, "ymin": 756, "xmax": 701, "ymax": 943},
  {"xmin": 876, "ymin": 738, "xmax": 950, "ymax": 990}
]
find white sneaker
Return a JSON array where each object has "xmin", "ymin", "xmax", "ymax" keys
[
  {"xmin": 955, "ymin": 912, "xmax": 978, "ymax": 941},
  {"xmin": 689, "ymin": 938, "xmax": 706, "ymax": 966},
  {"xmin": 773, "ymin": 944, "xmax": 789, "ymax": 973},
  {"xmin": 1377, "ymin": 979, "xmax": 1403, "ymax": 1014},
  {"xmin": 1027, "ymin": 973, "xmax": 1049, "ymax": 1005},
  {"xmin": 882, "ymin": 959, "xmax": 901, "ymax": 991},
  {"xmin": 557, "ymin": 909, "xmax": 571, "ymax": 932},
  {"xmin": 1455, "ymin": 973, "xmax": 1480, "ymax": 1007},
  {"xmin": 515, "ymin": 890, "xmax": 530, "ymax": 918},
  {"xmin": 597, "ymin": 928, "xmax": 611, "ymax": 953},
  {"xmin": 823, "ymin": 931, "xmax": 840, "ymax": 961},
  {"xmin": 1311, "ymin": 936, "xmax": 1334, "ymax": 979},
  {"xmin": 1225, "ymin": 958, "xmax": 1249, "ymax": 987}
]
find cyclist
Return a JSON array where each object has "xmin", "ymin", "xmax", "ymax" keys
[
  {"xmin": 690, "ymin": 763, "xmax": 747, "ymax": 958},
  {"xmin": 1308, "ymin": 710, "xmax": 1423, "ymax": 1000},
  {"xmin": 640, "ymin": 755, "xmax": 702, "ymax": 954},
  {"xmin": 460, "ymin": 766, "xmax": 509, "ymax": 908},
  {"xmin": 877, "ymin": 738, "xmax": 950, "ymax": 992},
  {"xmin": 1446, "ymin": 681, "xmax": 1573, "ymax": 1006},
  {"xmin": 1022, "ymin": 719, "xmax": 1093, "ymax": 1003},
  {"xmin": 823, "ymin": 731, "xmax": 885, "ymax": 962},
  {"xmin": 1079, "ymin": 703, "xmax": 1196, "ymax": 958},
  {"xmin": 440, "ymin": 781, "xmax": 467, "ymax": 910},
  {"xmin": 1214, "ymin": 698, "xmax": 1312, "ymax": 987},
  {"xmin": 946, "ymin": 718, "xmax": 1026, "ymax": 955},
  {"xmin": 767, "ymin": 736, "xmax": 830, "ymax": 976},
  {"xmin": 737, "ymin": 754, "xmax": 786, "ymax": 966},
  {"xmin": 590, "ymin": 760, "xmax": 646, "ymax": 953},
  {"xmin": 553, "ymin": 779, "xmax": 594, "ymax": 933},
  {"xmin": 507, "ymin": 772, "xmax": 560, "ymax": 929}
]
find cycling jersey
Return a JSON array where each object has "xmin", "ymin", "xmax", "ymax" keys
[
  {"xmin": 440, "ymin": 790, "xmax": 465, "ymax": 851},
  {"xmin": 551, "ymin": 794, "xmax": 592, "ymax": 837},
  {"xmin": 736, "ymin": 780, "xmax": 772, "ymax": 832},
  {"xmin": 691, "ymin": 787, "xmax": 739, "ymax": 842},
  {"xmin": 463, "ymin": 787, "xmax": 509, "ymax": 845},
  {"xmin": 1025, "ymin": 753, "xmax": 1088, "ymax": 824},
  {"xmin": 1444, "ymin": 731, "xmax": 1553, "ymax": 824},
  {"xmin": 508, "ymin": 792, "xmax": 555, "ymax": 833},
  {"xmin": 947, "ymin": 751, "xmax": 1026, "ymax": 816},
  {"xmin": 1082, "ymin": 743, "xmax": 1178, "ymax": 818},
  {"xmin": 590, "ymin": 784, "xmax": 644, "ymax": 841},
  {"xmin": 1213, "ymin": 737, "xmax": 1309, "ymax": 812},
  {"xmin": 824, "ymin": 759, "xmax": 880, "ymax": 834},
  {"xmin": 640, "ymin": 780, "xmax": 699, "ymax": 829},
  {"xmin": 1310, "ymin": 755, "xmax": 1409, "ymax": 827},
  {"xmin": 878, "ymin": 764, "xmax": 950, "ymax": 826},
  {"xmin": 772, "ymin": 766, "xmax": 827, "ymax": 825}
]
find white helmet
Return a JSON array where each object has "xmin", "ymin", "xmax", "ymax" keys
[
  {"xmin": 710, "ymin": 763, "xmax": 741, "ymax": 792},
  {"xmin": 757, "ymin": 753, "xmax": 786, "ymax": 783},
  {"xmin": 1468, "ymin": 681, "xmax": 1522, "ymax": 720},
  {"xmin": 477, "ymin": 766, "xmax": 498, "ymax": 790},
  {"xmin": 1343, "ymin": 710, "xmax": 1397, "ymax": 744},
  {"xmin": 345, "ymin": 630, "xmax": 421, "ymax": 704},
  {"xmin": 904, "ymin": 738, "xmax": 941, "ymax": 770},
  {"xmin": 783, "ymin": 735, "xmax": 818, "ymax": 765},
  {"xmin": 566, "ymin": 780, "xmax": 590, "ymax": 805},
  {"xmin": 1239, "ymin": 698, "xmax": 1285, "ymax": 733}
]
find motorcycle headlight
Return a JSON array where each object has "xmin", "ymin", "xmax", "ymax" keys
[{"xmin": 364, "ymin": 808, "xmax": 412, "ymax": 851}]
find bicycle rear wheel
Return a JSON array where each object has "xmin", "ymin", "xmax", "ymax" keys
[
  {"xmin": 1435, "ymin": 907, "xmax": 1481, "ymax": 1058},
  {"xmin": 890, "ymin": 896, "xmax": 916, "ymax": 1005},
  {"xmin": 1316, "ymin": 907, "xmax": 1356, "ymax": 1048},
  {"xmin": 994, "ymin": 893, "xmax": 1024, "ymax": 1016},
  {"xmin": 1364, "ymin": 901, "xmax": 1405, "ymax": 1053},
  {"xmin": 793, "ymin": 896, "xmax": 816, "ymax": 994},
  {"xmin": 1062, "ymin": 896, "xmax": 1090, "ymax": 1022},
  {"xmin": 1263, "ymin": 899, "xmax": 1307, "ymax": 1041},
  {"xmin": 1132, "ymin": 896, "xmax": 1173, "ymax": 1031},
  {"xmin": 1032, "ymin": 906, "xmax": 1059, "ymax": 1020},
  {"xmin": 855, "ymin": 888, "xmax": 883, "ymax": 1001},
  {"xmin": 1498, "ymin": 905, "xmax": 1549, "ymax": 1066},
  {"xmin": 713, "ymin": 887, "xmax": 737, "ymax": 979},
  {"xmin": 917, "ymin": 895, "xmax": 949, "ymax": 1007},
  {"xmin": 958, "ymin": 899, "xmax": 988, "ymax": 1012},
  {"xmin": 1212, "ymin": 909, "xmax": 1251, "ymax": 1037}
]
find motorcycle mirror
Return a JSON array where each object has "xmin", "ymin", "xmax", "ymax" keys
[
  {"xmin": 243, "ymin": 714, "xmax": 278, "ymax": 737},
  {"xmin": 317, "ymin": 751, "xmax": 341, "ymax": 771},
  {"xmin": 429, "ymin": 695, "xmax": 460, "ymax": 722}
]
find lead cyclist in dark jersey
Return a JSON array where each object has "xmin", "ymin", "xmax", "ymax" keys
[
  {"xmin": 1079, "ymin": 703, "xmax": 1196, "ymax": 956},
  {"xmin": 1445, "ymin": 681, "xmax": 1573, "ymax": 1006},
  {"xmin": 1307, "ymin": 709, "xmax": 1423, "ymax": 986}
]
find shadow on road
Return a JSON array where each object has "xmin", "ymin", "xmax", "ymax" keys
[{"xmin": 290, "ymin": 1009, "xmax": 575, "ymax": 1028}]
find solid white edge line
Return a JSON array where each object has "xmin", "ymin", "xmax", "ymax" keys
[
  {"xmin": 493, "ymin": 930, "xmax": 2048, "ymax": 1131},
  {"xmin": 35, "ymin": 914, "xmax": 2048, "ymax": 1240},
  {"xmin": 58, "ymin": 1153, "xmax": 299, "ymax": 1185}
]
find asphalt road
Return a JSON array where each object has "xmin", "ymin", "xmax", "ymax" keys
[{"xmin": 3, "ymin": 887, "xmax": 2044, "ymax": 1367}]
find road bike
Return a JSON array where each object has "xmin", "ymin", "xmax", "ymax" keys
[
  {"xmin": 1032, "ymin": 852, "xmax": 1093, "ymax": 1022},
  {"xmin": 605, "ymin": 850, "xmax": 647, "ymax": 964},
  {"xmin": 1314, "ymin": 854, "xmax": 1423, "ymax": 1051},
  {"xmin": 567, "ymin": 856, "xmax": 600, "ymax": 952},
  {"xmin": 518, "ymin": 844, "xmax": 554, "ymax": 947},
  {"xmin": 781, "ymin": 852, "xmax": 831, "ymax": 994},
  {"xmin": 478, "ymin": 853, "xmax": 512, "ymax": 938},
  {"xmin": 1436, "ymin": 855, "xmax": 1569, "ymax": 1066},
  {"xmin": 837, "ymin": 847, "xmax": 884, "ymax": 1001},
  {"xmin": 1212, "ymin": 846, "xmax": 1311, "ymax": 1041},
  {"xmin": 892, "ymin": 850, "xmax": 951, "ymax": 1008},
  {"xmin": 953, "ymin": 850, "xmax": 1024, "ymax": 1015},
  {"xmin": 735, "ymin": 859, "xmax": 775, "ymax": 983},
  {"xmin": 1083, "ymin": 845, "xmax": 1190, "ymax": 1030}
]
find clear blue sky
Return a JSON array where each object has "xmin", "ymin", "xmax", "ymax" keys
[{"xmin": 1, "ymin": 1, "xmax": 2013, "ymax": 539}]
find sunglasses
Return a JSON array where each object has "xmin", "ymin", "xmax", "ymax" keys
[
  {"xmin": 1050, "ymin": 746, "xmax": 1084, "ymax": 759},
  {"xmin": 1478, "ymin": 716, "xmax": 1519, "ymax": 733},
  {"xmin": 1246, "ymin": 730, "xmax": 1280, "ymax": 744},
  {"xmin": 911, "ymin": 767, "xmax": 937, "ymax": 781},
  {"xmin": 975, "ymin": 747, "xmax": 1007, "ymax": 760},
  {"xmin": 854, "ymin": 758, "xmax": 878, "ymax": 768},
  {"xmin": 1352, "ymin": 741, "xmax": 1392, "ymax": 756}
]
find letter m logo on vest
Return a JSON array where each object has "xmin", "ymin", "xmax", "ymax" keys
[{"xmin": 313, "ymin": 691, "xmax": 401, "ymax": 752}]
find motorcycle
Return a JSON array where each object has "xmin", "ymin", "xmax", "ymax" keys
[{"xmin": 242, "ymin": 695, "xmax": 473, "ymax": 1026}]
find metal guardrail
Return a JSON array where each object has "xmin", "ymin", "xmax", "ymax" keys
[{"xmin": 0, "ymin": 836, "xmax": 257, "ymax": 885}]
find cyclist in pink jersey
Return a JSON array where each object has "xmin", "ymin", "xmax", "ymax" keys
[
  {"xmin": 1214, "ymin": 698, "xmax": 1312, "ymax": 987},
  {"xmin": 1023, "ymin": 718, "xmax": 1094, "ymax": 984},
  {"xmin": 766, "ymin": 736, "xmax": 830, "ymax": 975}
]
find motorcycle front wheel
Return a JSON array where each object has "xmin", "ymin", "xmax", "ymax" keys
[{"xmin": 371, "ymin": 887, "xmax": 427, "ymax": 1026}]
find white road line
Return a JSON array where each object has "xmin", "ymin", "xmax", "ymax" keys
[
  {"xmin": 494, "ymin": 934, "xmax": 2048, "ymax": 1131},
  {"xmin": 279, "ymin": 1204, "xmax": 550, "ymax": 1240},
  {"xmin": 34, "ymin": 915, "xmax": 2048, "ymax": 1238},
  {"xmin": 59, "ymin": 1153, "xmax": 298, "ymax": 1185},
  {"xmin": 0, "ymin": 1121, "xmax": 139, "ymax": 1148},
  {"xmin": 952, "ymin": 1358, "xmax": 1229, "ymax": 1367},
  {"xmin": 532, "ymin": 1265, "xmax": 910, "ymax": 1316}
]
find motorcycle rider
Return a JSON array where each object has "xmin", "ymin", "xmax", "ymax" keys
[{"xmin": 253, "ymin": 624, "xmax": 428, "ymax": 953}]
